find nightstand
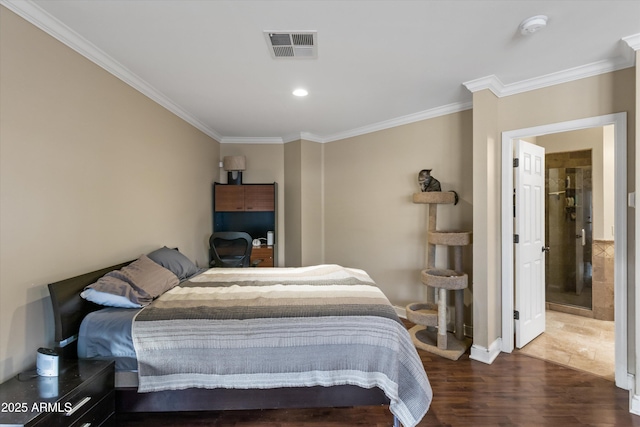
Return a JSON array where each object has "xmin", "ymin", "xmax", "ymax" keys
[{"xmin": 0, "ymin": 359, "xmax": 114, "ymax": 427}]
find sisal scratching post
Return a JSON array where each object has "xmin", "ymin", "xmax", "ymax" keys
[
  {"xmin": 437, "ymin": 287, "xmax": 447, "ymax": 349},
  {"xmin": 454, "ymin": 246, "xmax": 465, "ymax": 341}
]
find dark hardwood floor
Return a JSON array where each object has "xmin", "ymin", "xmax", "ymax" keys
[{"xmin": 115, "ymin": 334, "xmax": 640, "ymax": 426}]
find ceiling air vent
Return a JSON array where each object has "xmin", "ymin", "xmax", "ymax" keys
[{"xmin": 264, "ymin": 31, "xmax": 317, "ymax": 59}]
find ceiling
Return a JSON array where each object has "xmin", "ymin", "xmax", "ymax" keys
[{"xmin": 5, "ymin": 0, "xmax": 640, "ymax": 143}]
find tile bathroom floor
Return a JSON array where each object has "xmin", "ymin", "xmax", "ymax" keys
[{"xmin": 517, "ymin": 310, "xmax": 615, "ymax": 380}]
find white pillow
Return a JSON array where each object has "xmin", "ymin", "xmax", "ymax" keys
[{"xmin": 80, "ymin": 288, "xmax": 142, "ymax": 309}]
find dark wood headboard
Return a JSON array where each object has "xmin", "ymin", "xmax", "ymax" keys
[{"xmin": 47, "ymin": 261, "xmax": 132, "ymax": 357}]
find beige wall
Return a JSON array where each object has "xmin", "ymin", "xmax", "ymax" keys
[
  {"xmin": 323, "ymin": 111, "xmax": 474, "ymax": 310},
  {"xmin": 0, "ymin": 8, "xmax": 219, "ymax": 382},
  {"xmin": 471, "ymin": 89, "xmax": 501, "ymax": 349},
  {"xmin": 284, "ymin": 141, "xmax": 302, "ymax": 266},
  {"xmin": 282, "ymin": 139, "xmax": 324, "ymax": 267},
  {"xmin": 471, "ymin": 68, "xmax": 636, "ymax": 353},
  {"xmin": 300, "ymin": 140, "xmax": 324, "ymax": 266},
  {"xmin": 219, "ymin": 143, "xmax": 285, "ymax": 265}
]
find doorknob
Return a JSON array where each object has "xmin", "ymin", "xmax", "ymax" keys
[{"xmin": 542, "ymin": 246, "xmax": 550, "ymax": 253}]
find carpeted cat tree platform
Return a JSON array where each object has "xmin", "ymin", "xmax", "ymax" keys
[{"xmin": 406, "ymin": 191, "xmax": 472, "ymax": 360}]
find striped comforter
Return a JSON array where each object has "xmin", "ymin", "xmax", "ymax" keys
[{"xmin": 132, "ymin": 264, "xmax": 432, "ymax": 427}]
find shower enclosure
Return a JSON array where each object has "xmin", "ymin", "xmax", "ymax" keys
[{"xmin": 545, "ymin": 158, "xmax": 593, "ymax": 310}]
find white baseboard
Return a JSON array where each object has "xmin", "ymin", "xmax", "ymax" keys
[
  {"xmin": 394, "ymin": 305, "xmax": 407, "ymax": 319},
  {"xmin": 469, "ymin": 337, "xmax": 502, "ymax": 364},
  {"xmin": 628, "ymin": 373, "xmax": 640, "ymax": 416},
  {"xmin": 630, "ymin": 394, "xmax": 640, "ymax": 416}
]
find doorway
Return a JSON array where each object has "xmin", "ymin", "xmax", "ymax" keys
[
  {"xmin": 546, "ymin": 159, "xmax": 594, "ymax": 311},
  {"xmin": 500, "ymin": 113, "xmax": 628, "ymax": 390},
  {"xmin": 538, "ymin": 125, "xmax": 616, "ymax": 322}
]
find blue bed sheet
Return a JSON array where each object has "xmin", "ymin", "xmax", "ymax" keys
[{"xmin": 78, "ymin": 307, "xmax": 140, "ymax": 371}]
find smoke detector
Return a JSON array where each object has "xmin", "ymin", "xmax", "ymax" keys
[
  {"xmin": 264, "ymin": 31, "xmax": 317, "ymax": 58},
  {"xmin": 519, "ymin": 15, "xmax": 548, "ymax": 35}
]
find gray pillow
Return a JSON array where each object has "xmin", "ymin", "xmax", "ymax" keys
[
  {"xmin": 147, "ymin": 246, "xmax": 199, "ymax": 281},
  {"xmin": 85, "ymin": 254, "xmax": 179, "ymax": 306}
]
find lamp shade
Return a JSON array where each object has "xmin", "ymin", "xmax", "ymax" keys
[{"xmin": 223, "ymin": 156, "xmax": 246, "ymax": 171}]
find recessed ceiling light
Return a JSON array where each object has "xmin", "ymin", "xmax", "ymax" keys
[
  {"xmin": 519, "ymin": 15, "xmax": 548, "ymax": 35},
  {"xmin": 293, "ymin": 88, "xmax": 308, "ymax": 97}
]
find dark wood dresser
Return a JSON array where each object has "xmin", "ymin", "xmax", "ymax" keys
[{"xmin": 0, "ymin": 359, "xmax": 114, "ymax": 427}]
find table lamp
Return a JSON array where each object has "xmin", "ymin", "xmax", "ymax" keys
[{"xmin": 223, "ymin": 156, "xmax": 246, "ymax": 185}]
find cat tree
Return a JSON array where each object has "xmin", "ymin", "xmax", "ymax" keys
[{"xmin": 406, "ymin": 191, "xmax": 472, "ymax": 360}]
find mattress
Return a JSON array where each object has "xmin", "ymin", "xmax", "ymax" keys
[{"xmin": 78, "ymin": 265, "xmax": 432, "ymax": 426}]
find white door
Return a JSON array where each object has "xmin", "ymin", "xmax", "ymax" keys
[{"xmin": 515, "ymin": 140, "xmax": 546, "ymax": 348}]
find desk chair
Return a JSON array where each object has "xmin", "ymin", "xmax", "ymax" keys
[{"xmin": 209, "ymin": 232, "xmax": 261, "ymax": 268}]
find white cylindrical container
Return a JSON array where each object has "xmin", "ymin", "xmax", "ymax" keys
[
  {"xmin": 36, "ymin": 348, "xmax": 59, "ymax": 377},
  {"xmin": 38, "ymin": 376, "xmax": 59, "ymax": 398},
  {"xmin": 267, "ymin": 231, "xmax": 274, "ymax": 246}
]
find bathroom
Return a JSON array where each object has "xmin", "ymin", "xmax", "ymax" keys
[{"xmin": 539, "ymin": 126, "xmax": 615, "ymax": 321}]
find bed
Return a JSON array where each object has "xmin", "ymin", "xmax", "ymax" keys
[{"xmin": 47, "ymin": 248, "xmax": 432, "ymax": 427}]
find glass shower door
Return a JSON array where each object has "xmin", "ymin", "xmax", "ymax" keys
[
  {"xmin": 568, "ymin": 168, "xmax": 587, "ymax": 296},
  {"xmin": 546, "ymin": 166, "xmax": 593, "ymax": 309}
]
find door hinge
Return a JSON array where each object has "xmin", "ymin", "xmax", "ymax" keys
[
  {"xmin": 514, "ymin": 234, "xmax": 519, "ymax": 243},
  {"xmin": 514, "ymin": 310, "xmax": 520, "ymax": 320},
  {"xmin": 513, "ymin": 158, "xmax": 519, "ymax": 167}
]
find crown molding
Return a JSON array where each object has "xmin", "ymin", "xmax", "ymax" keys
[
  {"xmin": 281, "ymin": 134, "xmax": 301, "ymax": 144},
  {"xmin": 220, "ymin": 136, "xmax": 284, "ymax": 144},
  {"xmin": 275, "ymin": 102, "xmax": 473, "ymax": 144},
  {"xmin": 622, "ymin": 33, "xmax": 640, "ymax": 52},
  {"xmin": 298, "ymin": 132, "xmax": 325, "ymax": 143},
  {"xmin": 277, "ymin": 132, "xmax": 325, "ymax": 144},
  {"xmin": 220, "ymin": 99, "xmax": 473, "ymax": 145},
  {"xmin": 318, "ymin": 101, "xmax": 473, "ymax": 143},
  {"xmin": 463, "ymin": 48, "xmax": 636, "ymax": 98},
  {"xmin": 221, "ymin": 133, "xmax": 324, "ymax": 144},
  {"xmin": 222, "ymin": 100, "xmax": 473, "ymax": 145},
  {"xmin": 1, "ymin": 0, "xmax": 223, "ymax": 142},
  {"xmin": 462, "ymin": 75, "xmax": 505, "ymax": 97}
]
